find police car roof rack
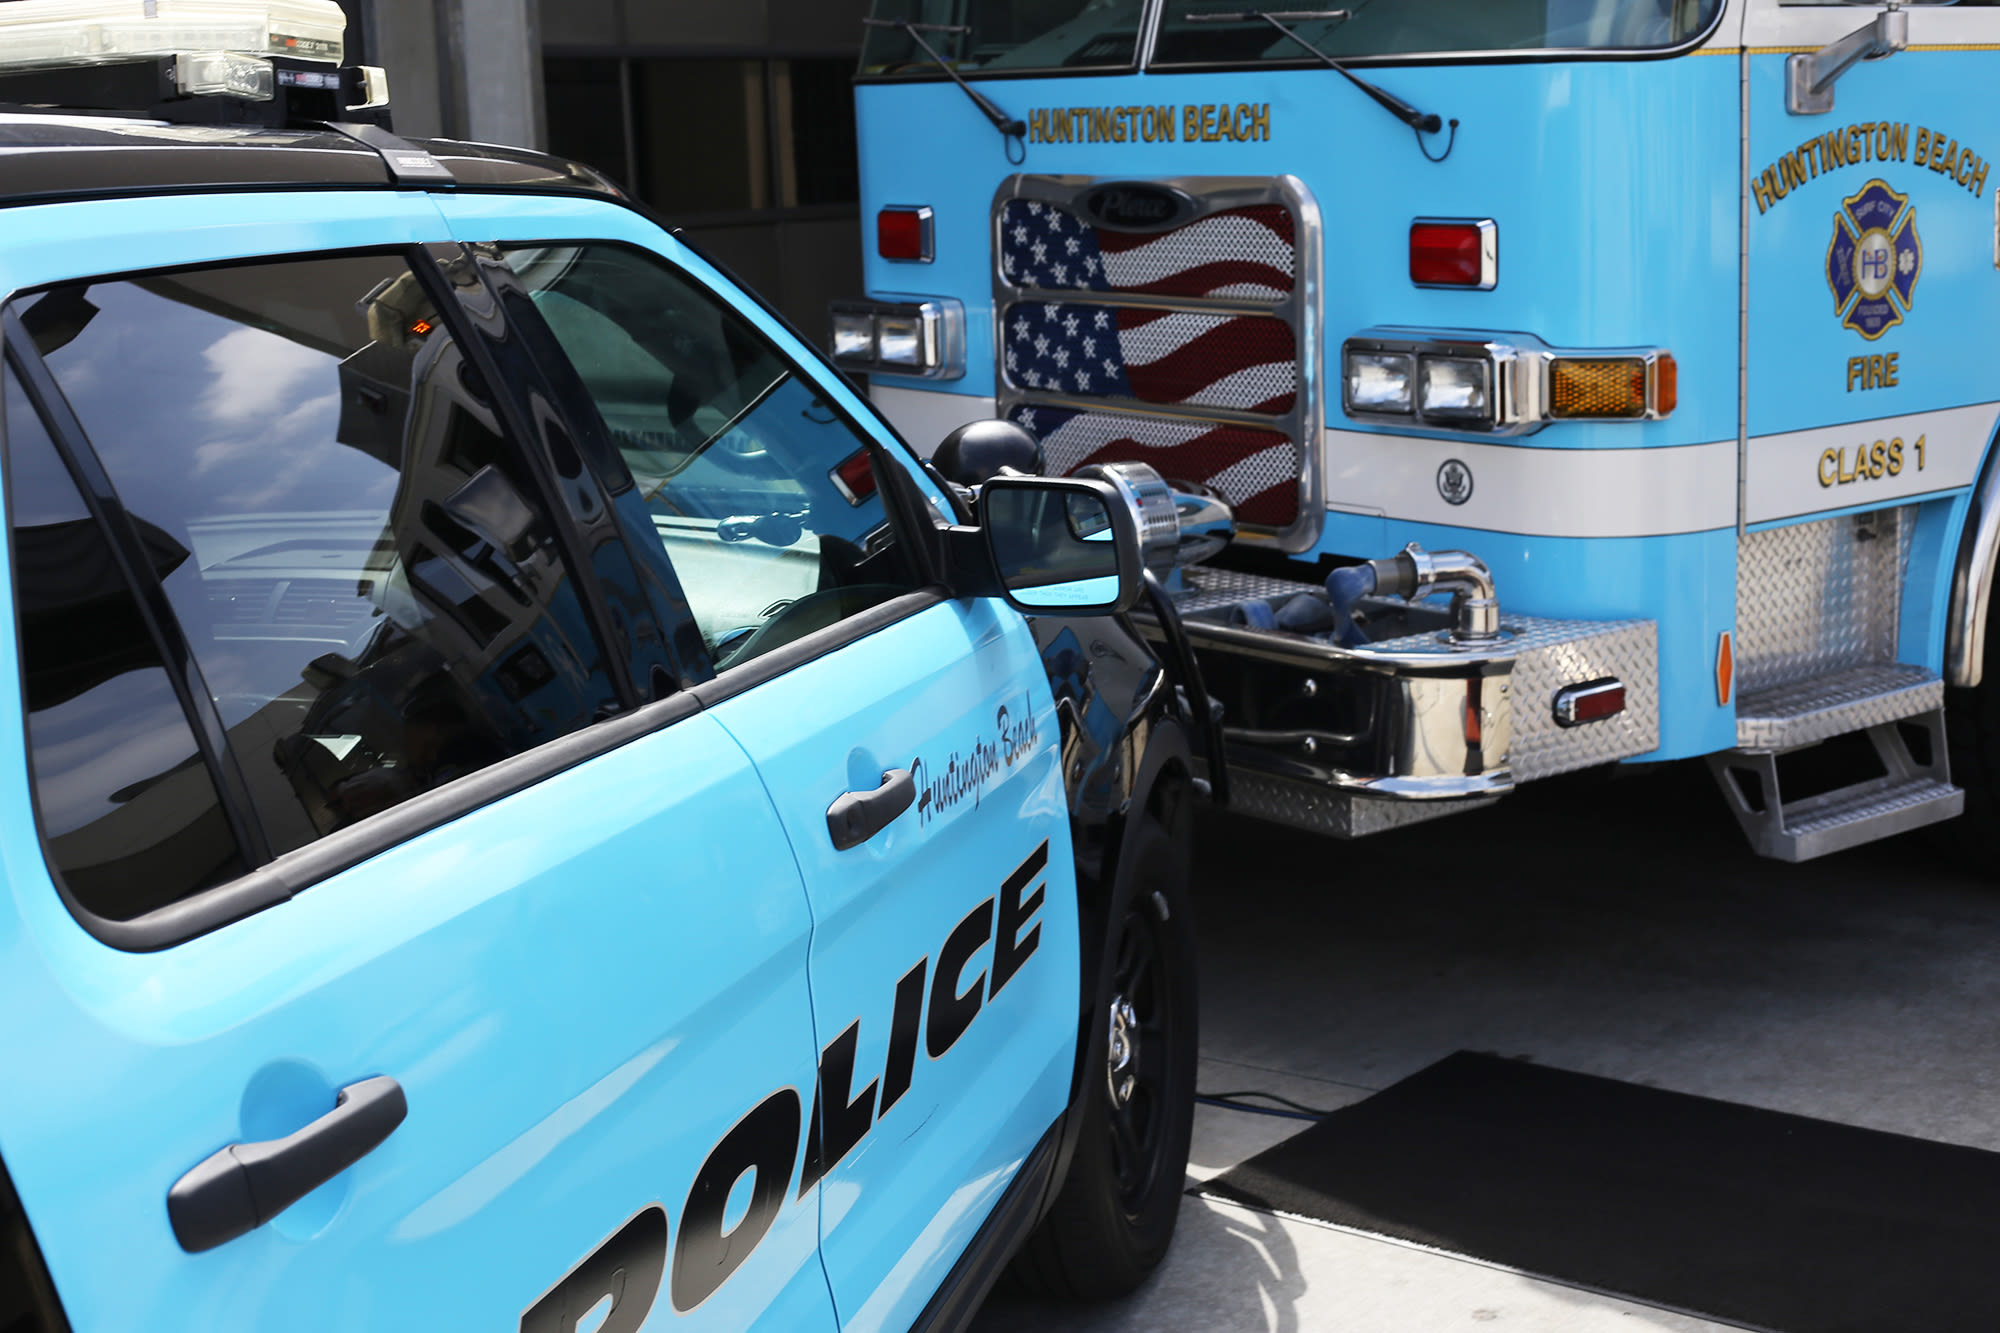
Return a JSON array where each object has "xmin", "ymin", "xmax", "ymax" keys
[{"xmin": 0, "ymin": 54, "xmax": 390, "ymax": 131}]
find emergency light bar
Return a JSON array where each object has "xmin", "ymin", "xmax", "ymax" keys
[
  {"xmin": 1342, "ymin": 329, "xmax": 1675, "ymax": 435},
  {"xmin": 0, "ymin": 0, "xmax": 389, "ymax": 122},
  {"xmin": 0, "ymin": 0, "xmax": 347, "ymax": 69}
]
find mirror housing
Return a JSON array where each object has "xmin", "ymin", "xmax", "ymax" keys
[
  {"xmin": 934, "ymin": 419, "xmax": 1045, "ymax": 486},
  {"xmin": 976, "ymin": 475, "xmax": 1144, "ymax": 616}
]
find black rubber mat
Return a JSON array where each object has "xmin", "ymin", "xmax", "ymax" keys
[{"xmin": 1198, "ymin": 1051, "xmax": 2000, "ymax": 1333}]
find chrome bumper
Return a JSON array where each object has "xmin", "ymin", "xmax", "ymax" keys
[{"xmin": 1142, "ymin": 568, "xmax": 1660, "ymax": 837}]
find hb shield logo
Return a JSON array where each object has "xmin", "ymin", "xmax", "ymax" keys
[{"xmin": 1827, "ymin": 179, "xmax": 1921, "ymax": 340}]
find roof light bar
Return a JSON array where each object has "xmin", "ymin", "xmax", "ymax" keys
[{"xmin": 0, "ymin": 1, "xmax": 348, "ymax": 71}]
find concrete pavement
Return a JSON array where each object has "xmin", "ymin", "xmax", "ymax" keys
[{"xmin": 975, "ymin": 758, "xmax": 2000, "ymax": 1330}]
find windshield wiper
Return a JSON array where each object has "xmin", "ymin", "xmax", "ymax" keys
[
  {"xmin": 862, "ymin": 18, "xmax": 1028, "ymax": 161},
  {"xmin": 1186, "ymin": 8, "xmax": 1457, "ymax": 160}
]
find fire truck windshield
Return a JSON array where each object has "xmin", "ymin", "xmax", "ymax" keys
[
  {"xmin": 859, "ymin": 0, "xmax": 1724, "ymax": 78},
  {"xmin": 1152, "ymin": 0, "xmax": 1723, "ymax": 64},
  {"xmin": 860, "ymin": 0, "xmax": 1148, "ymax": 76}
]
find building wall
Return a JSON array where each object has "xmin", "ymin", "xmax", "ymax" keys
[{"xmin": 352, "ymin": 0, "xmax": 870, "ymax": 351}]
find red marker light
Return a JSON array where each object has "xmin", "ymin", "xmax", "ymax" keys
[
  {"xmin": 831, "ymin": 449, "xmax": 877, "ymax": 505},
  {"xmin": 1410, "ymin": 220, "xmax": 1494, "ymax": 288},
  {"xmin": 877, "ymin": 206, "xmax": 934, "ymax": 262},
  {"xmin": 1554, "ymin": 678, "xmax": 1627, "ymax": 727}
]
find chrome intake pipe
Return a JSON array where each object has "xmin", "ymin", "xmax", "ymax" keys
[{"xmin": 1331, "ymin": 542, "xmax": 1501, "ymax": 642}]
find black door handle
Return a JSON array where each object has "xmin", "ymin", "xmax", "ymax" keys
[
  {"xmin": 168, "ymin": 1075, "xmax": 407, "ymax": 1253},
  {"xmin": 827, "ymin": 768, "xmax": 916, "ymax": 850}
]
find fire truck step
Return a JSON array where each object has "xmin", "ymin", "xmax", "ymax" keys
[
  {"xmin": 1734, "ymin": 662, "xmax": 1943, "ymax": 751},
  {"xmin": 1708, "ymin": 707, "xmax": 1963, "ymax": 862}
]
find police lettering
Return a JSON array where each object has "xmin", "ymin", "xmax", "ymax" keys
[{"xmin": 521, "ymin": 842, "xmax": 1053, "ymax": 1329}]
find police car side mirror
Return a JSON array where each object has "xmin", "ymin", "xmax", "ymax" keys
[{"xmin": 978, "ymin": 476, "xmax": 1144, "ymax": 616}]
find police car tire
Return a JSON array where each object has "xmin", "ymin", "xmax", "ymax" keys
[{"xmin": 1007, "ymin": 807, "xmax": 1198, "ymax": 1300}]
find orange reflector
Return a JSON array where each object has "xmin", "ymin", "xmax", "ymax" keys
[
  {"xmin": 1549, "ymin": 357, "xmax": 1648, "ymax": 419},
  {"xmin": 1716, "ymin": 630, "xmax": 1735, "ymax": 706},
  {"xmin": 1654, "ymin": 353, "xmax": 1677, "ymax": 416}
]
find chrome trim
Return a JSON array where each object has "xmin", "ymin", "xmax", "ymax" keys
[
  {"xmin": 1947, "ymin": 444, "xmax": 2000, "ymax": 687},
  {"xmin": 879, "ymin": 203, "xmax": 936, "ymax": 263},
  {"xmin": 829, "ymin": 296, "xmax": 965, "ymax": 381},
  {"xmin": 1341, "ymin": 327, "xmax": 1675, "ymax": 438},
  {"xmin": 1410, "ymin": 217, "xmax": 1497, "ymax": 291},
  {"xmin": 990, "ymin": 173, "xmax": 1326, "ymax": 554},
  {"xmin": 1402, "ymin": 544, "xmax": 1500, "ymax": 641}
]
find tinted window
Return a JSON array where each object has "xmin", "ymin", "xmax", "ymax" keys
[
  {"xmin": 503, "ymin": 244, "xmax": 925, "ymax": 668},
  {"xmin": 1152, "ymin": 0, "xmax": 1722, "ymax": 64},
  {"xmin": 4, "ymin": 361, "xmax": 244, "ymax": 921},
  {"xmin": 860, "ymin": 0, "xmax": 1146, "ymax": 75},
  {"xmin": 24, "ymin": 253, "xmax": 618, "ymax": 858}
]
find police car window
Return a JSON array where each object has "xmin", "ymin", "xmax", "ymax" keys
[
  {"xmin": 21, "ymin": 254, "xmax": 619, "ymax": 862},
  {"xmin": 501, "ymin": 244, "xmax": 924, "ymax": 671},
  {"xmin": 1153, "ymin": 0, "xmax": 1723, "ymax": 63},
  {"xmin": 860, "ymin": 0, "xmax": 1146, "ymax": 75},
  {"xmin": 3, "ymin": 361, "xmax": 246, "ymax": 921}
]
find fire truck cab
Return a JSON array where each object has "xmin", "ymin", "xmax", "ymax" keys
[{"xmin": 839, "ymin": 0, "xmax": 2000, "ymax": 860}]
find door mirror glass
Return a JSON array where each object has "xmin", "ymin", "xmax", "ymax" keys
[{"xmin": 981, "ymin": 477, "xmax": 1141, "ymax": 614}]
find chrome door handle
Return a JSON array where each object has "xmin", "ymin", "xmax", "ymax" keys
[
  {"xmin": 168, "ymin": 1075, "xmax": 407, "ymax": 1253},
  {"xmin": 827, "ymin": 768, "xmax": 916, "ymax": 850}
]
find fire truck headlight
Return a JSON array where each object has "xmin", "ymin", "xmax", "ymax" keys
[
  {"xmin": 875, "ymin": 313, "xmax": 925, "ymax": 368},
  {"xmin": 832, "ymin": 310, "xmax": 876, "ymax": 363},
  {"xmin": 1418, "ymin": 356, "xmax": 1492, "ymax": 423},
  {"xmin": 1345, "ymin": 351, "xmax": 1414, "ymax": 414}
]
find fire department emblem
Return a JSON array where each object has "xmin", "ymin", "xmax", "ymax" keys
[{"xmin": 1826, "ymin": 179, "xmax": 1921, "ymax": 341}]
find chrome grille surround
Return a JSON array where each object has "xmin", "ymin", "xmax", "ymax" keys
[{"xmin": 992, "ymin": 174, "xmax": 1324, "ymax": 553}]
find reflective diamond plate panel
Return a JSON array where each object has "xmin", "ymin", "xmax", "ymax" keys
[{"xmin": 1736, "ymin": 507, "xmax": 1915, "ymax": 693}]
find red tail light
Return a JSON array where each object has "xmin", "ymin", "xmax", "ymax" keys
[
  {"xmin": 877, "ymin": 206, "xmax": 934, "ymax": 262},
  {"xmin": 1410, "ymin": 219, "xmax": 1496, "ymax": 289},
  {"xmin": 831, "ymin": 449, "xmax": 877, "ymax": 505}
]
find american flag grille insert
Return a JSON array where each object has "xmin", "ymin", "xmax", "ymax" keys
[
  {"xmin": 999, "ymin": 199, "xmax": 1295, "ymax": 300},
  {"xmin": 994, "ymin": 176, "xmax": 1319, "ymax": 541},
  {"xmin": 1008, "ymin": 404, "xmax": 1300, "ymax": 530},
  {"xmin": 1003, "ymin": 301, "xmax": 1296, "ymax": 415}
]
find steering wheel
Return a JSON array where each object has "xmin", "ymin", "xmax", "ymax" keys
[{"xmin": 714, "ymin": 584, "xmax": 906, "ymax": 670}]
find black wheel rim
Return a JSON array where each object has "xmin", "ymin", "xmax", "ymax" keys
[{"xmin": 1106, "ymin": 900, "xmax": 1174, "ymax": 1212}]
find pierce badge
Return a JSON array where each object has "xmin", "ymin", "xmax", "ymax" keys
[{"xmin": 1827, "ymin": 179, "xmax": 1921, "ymax": 340}]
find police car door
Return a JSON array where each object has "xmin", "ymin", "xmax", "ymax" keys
[
  {"xmin": 0, "ymin": 214, "xmax": 835, "ymax": 1333},
  {"xmin": 1742, "ymin": 0, "xmax": 2000, "ymax": 538},
  {"xmin": 465, "ymin": 211, "xmax": 1081, "ymax": 1332}
]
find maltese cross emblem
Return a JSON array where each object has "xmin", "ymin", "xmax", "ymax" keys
[{"xmin": 1827, "ymin": 178, "xmax": 1921, "ymax": 341}]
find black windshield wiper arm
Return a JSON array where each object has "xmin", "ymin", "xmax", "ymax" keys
[
  {"xmin": 862, "ymin": 18, "xmax": 1027, "ymax": 153},
  {"xmin": 1186, "ymin": 9, "xmax": 1446, "ymax": 138}
]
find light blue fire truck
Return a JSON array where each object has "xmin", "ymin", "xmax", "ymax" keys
[{"xmin": 837, "ymin": 0, "xmax": 2000, "ymax": 860}]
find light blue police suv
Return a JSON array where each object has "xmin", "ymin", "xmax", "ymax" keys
[{"xmin": 0, "ymin": 16, "xmax": 1214, "ymax": 1332}]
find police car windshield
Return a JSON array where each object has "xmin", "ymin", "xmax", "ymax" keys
[
  {"xmin": 860, "ymin": 0, "xmax": 1147, "ymax": 76},
  {"xmin": 1151, "ymin": 0, "xmax": 1722, "ymax": 64}
]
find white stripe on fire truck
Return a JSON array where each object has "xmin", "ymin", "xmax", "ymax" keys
[
  {"xmin": 1742, "ymin": 401, "xmax": 1999, "ymax": 524},
  {"xmin": 1324, "ymin": 430, "xmax": 1739, "ymax": 538}
]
